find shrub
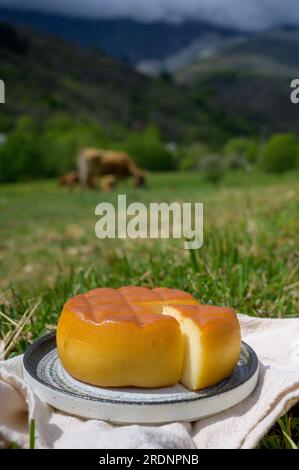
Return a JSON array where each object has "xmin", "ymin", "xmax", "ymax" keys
[
  {"xmin": 179, "ymin": 143, "xmax": 209, "ymax": 171},
  {"xmin": 259, "ymin": 133, "xmax": 298, "ymax": 173},
  {"xmin": 0, "ymin": 114, "xmax": 109, "ymax": 181},
  {"xmin": 223, "ymin": 137, "xmax": 258, "ymax": 169},
  {"xmin": 124, "ymin": 126, "xmax": 175, "ymax": 171},
  {"xmin": 0, "ymin": 116, "xmax": 41, "ymax": 182},
  {"xmin": 40, "ymin": 114, "xmax": 108, "ymax": 176},
  {"xmin": 199, "ymin": 154, "xmax": 225, "ymax": 184}
]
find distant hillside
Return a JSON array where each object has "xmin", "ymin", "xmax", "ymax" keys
[
  {"xmin": 175, "ymin": 29, "xmax": 299, "ymax": 135},
  {"xmin": 136, "ymin": 34, "xmax": 250, "ymax": 76},
  {"xmin": 0, "ymin": 22, "xmax": 250, "ymax": 144},
  {"xmin": 0, "ymin": 7, "xmax": 242, "ymax": 65}
]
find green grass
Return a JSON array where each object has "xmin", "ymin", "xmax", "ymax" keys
[
  {"xmin": 0, "ymin": 169, "xmax": 298, "ymax": 448},
  {"xmin": 29, "ymin": 419, "xmax": 36, "ymax": 450}
]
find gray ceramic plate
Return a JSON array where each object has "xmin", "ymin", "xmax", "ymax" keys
[{"xmin": 23, "ymin": 333, "xmax": 259, "ymax": 424}]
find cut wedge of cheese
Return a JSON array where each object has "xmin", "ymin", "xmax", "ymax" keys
[
  {"xmin": 162, "ymin": 304, "xmax": 241, "ymax": 390},
  {"xmin": 57, "ymin": 287, "xmax": 241, "ymax": 390}
]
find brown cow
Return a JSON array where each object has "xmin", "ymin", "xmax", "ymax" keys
[{"xmin": 77, "ymin": 147, "xmax": 146, "ymax": 189}]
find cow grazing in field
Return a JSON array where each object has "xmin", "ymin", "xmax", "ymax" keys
[{"xmin": 77, "ymin": 147, "xmax": 146, "ymax": 189}]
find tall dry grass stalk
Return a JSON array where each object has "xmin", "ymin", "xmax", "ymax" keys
[{"xmin": 0, "ymin": 299, "xmax": 41, "ymax": 360}]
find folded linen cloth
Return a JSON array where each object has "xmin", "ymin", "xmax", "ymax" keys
[{"xmin": 1, "ymin": 314, "xmax": 299, "ymax": 449}]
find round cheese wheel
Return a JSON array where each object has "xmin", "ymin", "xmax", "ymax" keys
[{"xmin": 57, "ymin": 287, "xmax": 241, "ymax": 390}]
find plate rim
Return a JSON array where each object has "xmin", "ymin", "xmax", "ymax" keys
[{"xmin": 23, "ymin": 332, "xmax": 259, "ymax": 406}]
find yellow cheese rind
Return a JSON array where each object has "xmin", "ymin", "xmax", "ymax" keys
[{"xmin": 57, "ymin": 307, "xmax": 183, "ymax": 388}]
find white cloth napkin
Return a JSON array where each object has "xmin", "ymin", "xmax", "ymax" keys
[{"xmin": 1, "ymin": 314, "xmax": 299, "ymax": 449}]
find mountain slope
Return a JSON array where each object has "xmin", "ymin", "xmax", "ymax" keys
[
  {"xmin": 0, "ymin": 22, "xmax": 250, "ymax": 143},
  {"xmin": 136, "ymin": 34, "xmax": 250, "ymax": 76},
  {"xmin": 175, "ymin": 29, "xmax": 299, "ymax": 135},
  {"xmin": 0, "ymin": 7, "xmax": 242, "ymax": 65}
]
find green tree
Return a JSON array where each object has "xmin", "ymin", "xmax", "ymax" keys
[
  {"xmin": 223, "ymin": 137, "xmax": 258, "ymax": 168},
  {"xmin": 179, "ymin": 143, "xmax": 209, "ymax": 171},
  {"xmin": 0, "ymin": 116, "xmax": 41, "ymax": 182},
  {"xmin": 259, "ymin": 133, "xmax": 298, "ymax": 173},
  {"xmin": 41, "ymin": 114, "xmax": 108, "ymax": 176},
  {"xmin": 124, "ymin": 126, "xmax": 175, "ymax": 171}
]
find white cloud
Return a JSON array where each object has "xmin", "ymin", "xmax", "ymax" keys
[{"xmin": 0, "ymin": 0, "xmax": 299, "ymax": 30}]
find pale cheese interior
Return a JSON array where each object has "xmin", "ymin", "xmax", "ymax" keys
[{"xmin": 162, "ymin": 306, "xmax": 202, "ymax": 390}]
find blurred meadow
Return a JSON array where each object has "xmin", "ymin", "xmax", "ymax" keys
[{"xmin": 1, "ymin": 170, "xmax": 299, "ymax": 302}]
